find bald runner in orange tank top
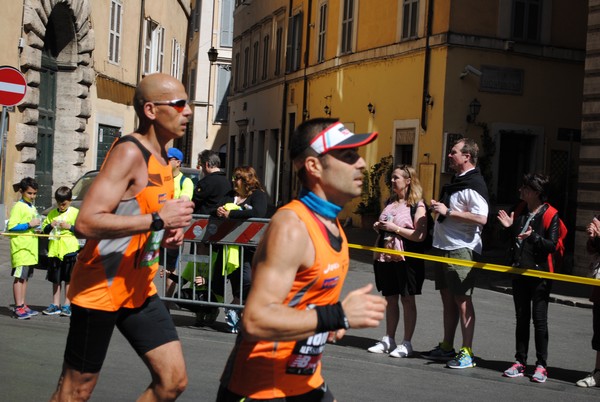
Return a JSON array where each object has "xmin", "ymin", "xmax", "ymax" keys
[
  {"xmin": 51, "ymin": 73, "xmax": 194, "ymax": 402},
  {"xmin": 68, "ymin": 136, "xmax": 173, "ymax": 311}
]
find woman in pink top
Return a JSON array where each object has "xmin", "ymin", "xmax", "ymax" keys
[{"xmin": 367, "ymin": 165, "xmax": 428, "ymax": 358}]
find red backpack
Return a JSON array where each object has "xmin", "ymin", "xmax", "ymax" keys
[{"xmin": 513, "ymin": 201, "xmax": 567, "ymax": 273}]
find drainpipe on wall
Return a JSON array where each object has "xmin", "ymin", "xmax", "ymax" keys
[
  {"xmin": 420, "ymin": 0, "xmax": 433, "ymax": 131},
  {"xmin": 135, "ymin": 0, "xmax": 146, "ymax": 129},
  {"xmin": 278, "ymin": 0, "xmax": 295, "ymax": 207},
  {"xmin": 301, "ymin": 0, "xmax": 312, "ymax": 122}
]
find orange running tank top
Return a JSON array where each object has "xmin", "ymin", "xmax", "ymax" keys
[
  {"xmin": 221, "ymin": 200, "xmax": 349, "ymax": 399},
  {"xmin": 68, "ymin": 135, "xmax": 173, "ymax": 311}
]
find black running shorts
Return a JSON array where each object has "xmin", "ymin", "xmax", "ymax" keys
[{"xmin": 64, "ymin": 294, "xmax": 179, "ymax": 373}]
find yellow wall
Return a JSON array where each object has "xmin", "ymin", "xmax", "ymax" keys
[
  {"xmin": 0, "ymin": 4, "xmax": 31, "ymax": 211},
  {"xmin": 91, "ymin": 0, "xmax": 142, "ymax": 84},
  {"xmin": 0, "ymin": 5, "xmax": 23, "ymax": 68},
  {"xmin": 355, "ymin": 0, "xmax": 398, "ymax": 50},
  {"xmin": 91, "ymin": 0, "xmax": 189, "ymax": 83},
  {"xmin": 233, "ymin": 0, "xmax": 586, "ymax": 225}
]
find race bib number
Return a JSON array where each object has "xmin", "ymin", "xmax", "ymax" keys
[
  {"xmin": 139, "ymin": 230, "xmax": 165, "ymax": 268},
  {"xmin": 285, "ymin": 331, "xmax": 328, "ymax": 375}
]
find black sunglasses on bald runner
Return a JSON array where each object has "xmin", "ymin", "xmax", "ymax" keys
[{"xmin": 148, "ymin": 99, "xmax": 188, "ymax": 113}]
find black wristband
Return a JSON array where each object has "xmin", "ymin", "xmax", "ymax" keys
[{"xmin": 315, "ymin": 302, "xmax": 350, "ymax": 333}]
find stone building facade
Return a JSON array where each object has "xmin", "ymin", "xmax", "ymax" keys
[
  {"xmin": 13, "ymin": 0, "xmax": 94, "ymax": 207},
  {"xmin": 577, "ymin": 0, "xmax": 600, "ymax": 273},
  {"xmin": 0, "ymin": 0, "xmax": 190, "ymax": 211}
]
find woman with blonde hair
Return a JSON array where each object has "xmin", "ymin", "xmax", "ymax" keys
[{"xmin": 368, "ymin": 165, "xmax": 428, "ymax": 358}]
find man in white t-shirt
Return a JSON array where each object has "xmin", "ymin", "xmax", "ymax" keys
[{"xmin": 423, "ymin": 138, "xmax": 489, "ymax": 370}]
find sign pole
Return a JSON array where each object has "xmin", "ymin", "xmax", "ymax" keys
[
  {"xmin": 0, "ymin": 66, "xmax": 27, "ymax": 230},
  {"xmin": 0, "ymin": 105, "xmax": 7, "ymax": 230}
]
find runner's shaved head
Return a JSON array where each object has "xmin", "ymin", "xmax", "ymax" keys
[{"xmin": 134, "ymin": 73, "xmax": 184, "ymax": 117}]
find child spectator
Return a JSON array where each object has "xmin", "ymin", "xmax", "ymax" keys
[
  {"xmin": 41, "ymin": 186, "xmax": 80, "ymax": 317},
  {"xmin": 7, "ymin": 177, "xmax": 41, "ymax": 319}
]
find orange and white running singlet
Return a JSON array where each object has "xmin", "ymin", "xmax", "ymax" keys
[
  {"xmin": 221, "ymin": 200, "xmax": 349, "ymax": 399},
  {"xmin": 68, "ymin": 135, "xmax": 173, "ymax": 311}
]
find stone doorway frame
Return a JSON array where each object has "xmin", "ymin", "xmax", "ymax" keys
[{"xmin": 15, "ymin": 0, "xmax": 94, "ymax": 197}]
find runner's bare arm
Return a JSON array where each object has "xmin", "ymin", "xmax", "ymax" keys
[
  {"xmin": 242, "ymin": 209, "xmax": 319, "ymax": 341},
  {"xmin": 242, "ymin": 210, "xmax": 386, "ymax": 342},
  {"xmin": 75, "ymin": 141, "xmax": 193, "ymax": 239}
]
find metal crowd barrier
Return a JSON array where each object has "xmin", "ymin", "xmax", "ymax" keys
[{"xmin": 158, "ymin": 214, "xmax": 270, "ymax": 317}]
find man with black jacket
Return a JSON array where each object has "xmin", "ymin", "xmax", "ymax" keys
[
  {"xmin": 193, "ymin": 150, "xmax": 231, "ymax": 215},
  {"xmin": 423, "ymin": 138, "xmax": 489, "ymax": 370}
]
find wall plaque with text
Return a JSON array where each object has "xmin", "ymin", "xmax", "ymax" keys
[{"xmin": 480, "ymin": 66, "xmax": 524, "ymax": 95}]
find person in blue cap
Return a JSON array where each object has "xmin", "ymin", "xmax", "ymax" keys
[
  {"xmin": 163, "ymin": 147, "xmax": 195, "ymax": 299},
  {"xmin": 168, "ymin": 147, "xmax": 194, "ymax": 200}
]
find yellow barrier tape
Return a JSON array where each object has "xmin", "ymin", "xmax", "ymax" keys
[
  {"xmin": 349, "ymin": 243, "xmax": 600, "ymax": 287},
  {"xmin": 1, "ymin": 232, "xmax": 66, "ymax": 238}
]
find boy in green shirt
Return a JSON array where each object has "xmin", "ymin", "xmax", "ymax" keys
[
  {"xmin": 41, "ymin": 186, "xmax": 80, "ymax": 317},
  {"xmin": 7, "ymin": 177, "xmax": 41, "ymax": 319}
]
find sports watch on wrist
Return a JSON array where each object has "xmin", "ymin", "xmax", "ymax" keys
[
  {"xmin": 150, "ymin": 212, "xmax": 164, "ymax": 231},
  {"xmin": 446, "ymin": 209, "xmax": 453, "ymax": 217}
]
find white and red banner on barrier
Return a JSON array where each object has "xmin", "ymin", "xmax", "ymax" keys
[{"xmin": 183, "ymin": 217, "xmax": 269, "ymax": 245}]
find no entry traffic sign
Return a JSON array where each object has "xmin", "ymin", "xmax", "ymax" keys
[{"xmin": 0, "ymin": 66, "xmax": 27, "ymax": 107}]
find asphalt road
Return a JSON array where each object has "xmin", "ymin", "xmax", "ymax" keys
[{"xmin": 1, "ymin": 231, "xmax": 599, "ymax": 401}]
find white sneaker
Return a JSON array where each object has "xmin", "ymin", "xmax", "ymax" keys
[
  {"xmin": 367, "ymin": 336, "xmax": 396, "ymax": 354},
  {"xmin": 390, "ymin": 341, "xmax": 413, "ymax": 358},
  {"xmin": 576, "ymin": 370, "xmax": 600, "ymax": 387}
]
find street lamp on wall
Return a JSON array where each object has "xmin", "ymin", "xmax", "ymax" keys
[
  {"xmin": 466, "ymin": 98, "xmax": 481, "ymax": 123},
  {"xmin": 367, "ymin": 103, "xmax": 375, "ymax": 115},
  {"xmin": 324, "ymin": 105, "xmax": 331, "ymax": 116},
  {"xmin": 424, "ymin": 93, "xmax": 434, "ymax": 108},
  {"xmin": 207, "ymin": 47, "xmax": 218, "ymax": 63}
]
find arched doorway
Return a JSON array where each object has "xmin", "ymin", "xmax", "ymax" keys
[
  {"xmin": 16, "ymin": 0, "xmax": 93, "ymax": 210},
  {"xmin": 35, "ymin": 3, "xmax": 77, "ymax": 209},
  {"xmin": 36, "ymin": 48, "xmax": 58, "ymax": 209}
]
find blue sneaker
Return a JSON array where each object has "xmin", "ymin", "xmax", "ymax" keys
[
  {"xmin": 225, "ymin": 308, "xmax": 240, "ymax": 334},
  {"xmin": 13, "ymin": 306, "xmax": 30, "ymax": 320},
  {"xmin": 23, "ymin": 305, "xmax": 39, "ymax": 316},
  {"xmin": 60, "ymin": 305, "xmax": 72, "ymax": 317},
  {"xmin": 43, "ymin": 304, "xmax": 61, "ymax": 315},
  {"xmin": 447, "ymin": 348, "xmax": 476, "ymax": 369}
]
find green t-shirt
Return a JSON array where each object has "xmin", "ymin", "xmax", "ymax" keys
[
  {"xmin": 42, "ymin": 206, "xmax": 80, "ymax": 260},
  {"xmin": 174, "ymin": 171, "xmax": 194, "ymax": 200},
  {"xmin": 7, "ymin": 200, "xmax": 38, "ymax": 267}
]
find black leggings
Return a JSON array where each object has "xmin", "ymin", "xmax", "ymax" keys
[{"xmin": 512, "ymin": 276, "xmax": 552, "ymax": 367}]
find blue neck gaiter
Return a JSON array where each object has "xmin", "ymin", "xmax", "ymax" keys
[{"xmin": 298, "ymin": 188, "xmax": 343, "ymax": 219}]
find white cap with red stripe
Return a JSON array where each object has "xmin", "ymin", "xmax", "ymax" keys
[{"xmin": 309, "ymin": 122, "xmax": 378, "ymax": 155}]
